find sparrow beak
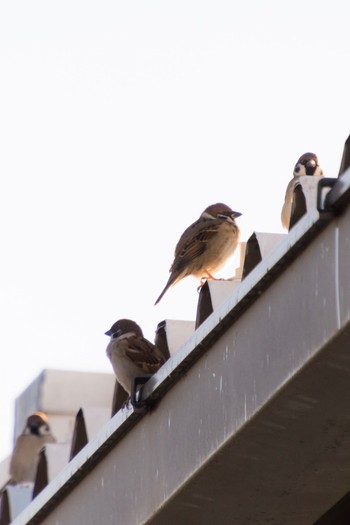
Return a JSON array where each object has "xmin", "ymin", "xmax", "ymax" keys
[
  {"xmin": 105, "ymin": 330, "xmax": 112, "ymax": 336},
  {"xmin": 305, "ymin": 159, "xmax": 317, "ymax": 175},
  {"xmin": 232, "ymin": 211, "xmax": 242, "ymax": 219}
]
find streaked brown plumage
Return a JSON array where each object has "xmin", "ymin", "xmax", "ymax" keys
[
  {"xmin": 9, "ymin": 412, "xmax": 56, "ymax": 485},
  {"xmin": 105, "ymin": 319, "xmax": 165, "ymax": 396},
  {"xmin": 281, "ymin": 152, "xmax": 324, "ymax": 229},
  {"xmin": 155, "ymin": 202, "xmax": 241, "ymax": 304}
]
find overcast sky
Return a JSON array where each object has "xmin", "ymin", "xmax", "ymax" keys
[{"xmin": 0, "ymin": 0, "xmax": 349, "ymax": 460}]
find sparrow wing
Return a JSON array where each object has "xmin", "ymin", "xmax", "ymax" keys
[
  {"xmin": 125, "ymin": 335, "xmax": 166, "ymax": 373},
  {"xmin": 281, "ymin": 178, "xmax": 300, "ymax": 229},
  {"xmin": 172, "ymin": 218, "xmax": 222, "ymax": 274},
  {"xmin": 154, "ymin": 217, "xmax": 226, "ymax": 304}
]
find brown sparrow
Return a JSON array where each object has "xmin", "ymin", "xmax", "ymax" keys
[
  {"xmin": 9, "ymin": 412, "xmax": 56, "ymax": 485},
  {"xmin": 155, "ymin": 202, "xmax": 242, "ymax": 304},
  {"xmin": 105, "ymin": 319, "xmax": 166, "ymax": 406},
  {"xmin": 281, "ymin": 152, "xmax": 324, "ymax": 229}
]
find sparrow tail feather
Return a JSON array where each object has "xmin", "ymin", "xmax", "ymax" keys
[
  {"xmin": 154, "ymin": 273, "xmax": 180, "ymax": 305},
  {"xmin": 154, "ymin": 284, "xmax": 171, "ymax": 305}
]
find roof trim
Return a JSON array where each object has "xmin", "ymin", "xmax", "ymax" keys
[{"xmin": 12, "ymin": 171, "xmax": 350, "ymax": 524}]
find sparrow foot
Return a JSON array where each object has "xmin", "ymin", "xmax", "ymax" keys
[
  {"xmin": 121, "ymin": 398, "xmax": 132, "ymax": 410},
  {"xmin": 197, "ymin": 278, "xmax": 207, "ymax": 292},
  {"xmin": 197, "ymin": 274, "xmax": 226, "ymax": 292}
]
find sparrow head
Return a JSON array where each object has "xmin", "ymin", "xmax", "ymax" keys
[
  {"xmin": 23, "ymin": 412, "xmax": 51, "ymax": 437},
  {"xmin": 105, "ymin": 318, "xmax": 143, "ymax": 339},
  {"xmin": 201, "ymin": 202, "xmax": 242, "ymax": 223},
  {"xmin": 293, "ymin": 152, "xmax": 323, "ymax": 178}
]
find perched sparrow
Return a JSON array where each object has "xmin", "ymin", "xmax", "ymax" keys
[
  {"xmin": 281, "ymin": 152, "xmax": 324, "ymax": 229},
  {"xmin": 155, "ymin": 202, "xmax": 242, "ymax": 304},
  {"xmin": 105, "ymin": 319, "xmax": 166, "ymax": 405},
  {"xmin": 9, "ymin": 412, "xmax": 56, "ymax": 485}
]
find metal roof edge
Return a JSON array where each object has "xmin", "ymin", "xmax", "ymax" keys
[{"xmin": 12, "ymin": 174, "xmax": 350, "ymax": 525}]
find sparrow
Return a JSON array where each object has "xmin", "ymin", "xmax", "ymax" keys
[
  {"xmin": 105, "ymin": 319, "xmax": 166, "ymax": 405},
  {"xmin": 281, "ymin": 152, "xmax": 324, "ymax": 229},
  {"xmin": 9, "ymin": 412, "xmax": 56, "ymax": 485},
  {"xmin": 155, "ymin": 202, "xmax": 242, "ymax": 304}
]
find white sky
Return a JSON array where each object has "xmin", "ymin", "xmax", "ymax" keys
[{"xmin": 0, "ymin": 1, "xmax": 349, "ymax": 461}]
